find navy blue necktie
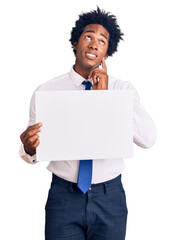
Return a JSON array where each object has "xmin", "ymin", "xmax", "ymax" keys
[{"xmin": 77, "ymin": 81, "xmax": 92, "ymax": 194}]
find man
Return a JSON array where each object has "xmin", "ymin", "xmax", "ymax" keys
[{"xmin": 19, "ymin": 7, "xmax": 157, "ymax": 240}]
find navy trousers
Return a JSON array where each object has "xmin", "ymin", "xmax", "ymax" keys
[{"xmin": 45, "ymin": 174, "xmax": 128, "ymax": 240}]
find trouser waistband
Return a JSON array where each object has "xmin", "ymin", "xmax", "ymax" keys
[{"xmin": 51, "ymin": 173, "xmax": 122, "ymax": 194}]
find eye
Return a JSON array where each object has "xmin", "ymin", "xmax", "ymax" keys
[
  {"xmin": 85, "ymin": 35, "xmax": 91, "ymax": 40},
  {"xmin": 100, "ymin": 40, "xmax": 105, "ymax": 45}
]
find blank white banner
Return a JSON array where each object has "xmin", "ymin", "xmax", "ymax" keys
[{"xmin": 35, "ymin": 90, "xmax": 133, "ymax": 161}]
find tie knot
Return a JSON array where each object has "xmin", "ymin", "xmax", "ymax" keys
[{"xmin": 82, "ymin": 81, "xmax": 92, "ymax": 90}]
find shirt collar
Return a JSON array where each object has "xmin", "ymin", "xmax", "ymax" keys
[{"xmin": 69, "ymin": 65, "xmax": 93, "ymax": 87}]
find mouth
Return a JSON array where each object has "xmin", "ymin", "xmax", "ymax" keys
[{"xmin": 85, "ymin": 52, "xmax": 97, "ymax": 60}]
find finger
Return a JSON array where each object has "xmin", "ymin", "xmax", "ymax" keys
[
  {"xmin": 26, "ymin": 134, "xmax": 40, "ymax": 146},
  {"xmin": 90, "ymin": 69, "xmax": 103, "ymax": 79},
  {"xmin": 88, "ymin": 67, "xmax": 100, "ymax": 79},
  {"xmin": 92, "ymin": 75, "xmax": 98, "ymax": 85},
  {"xmin": 101, "ymin": 57, "xmax": 107, "ymax": 73},
  {"xmin": 24, "ymin": 138, "xmax": 40, "ymax": 154},
  {"xmin": 20, "ymin": 123, "xmax": 42, "ymax": 141},
  {"xmin": 23, "ymin": 128, "xmax": 41, "ymax": 143},
  {"xmin": 27, "ymin": 122, "xmax": 42, "ymax": 131},
  {"xmin": 88, "ymin": 69, "xmax": 96, "ymax": 79},
  {"xmin": 31, "ymin": 139, "xmax": 40, "ymax": 149},
  {"xmin": 20, "ymin": 131, "xmax": 26, "ymax": 141},
  {"xmin": 92, "ymin": 71, "xmax": 102, "ymax": 85}
]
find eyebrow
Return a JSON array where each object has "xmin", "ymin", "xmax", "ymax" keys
[{"xmin": 85, "ymin": 30, "xmax": 108, "ymax": 40}]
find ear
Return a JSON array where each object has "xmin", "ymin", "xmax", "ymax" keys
[
  {"xmin": 73, "ymin": 42, "xmax": 77, "ymax": 51},
  {"xmin": 104, "ymin": 53, "xmax": 108, "ymax": 60}
]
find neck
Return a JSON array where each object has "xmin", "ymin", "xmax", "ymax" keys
[{"xmin": 74, "ymin": 61, "xmax": 98, "ymax": 79}]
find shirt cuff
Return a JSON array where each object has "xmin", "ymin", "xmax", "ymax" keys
[{"xmin": 19, "ymin": 144, "xmax": 37, "ymax": 164}]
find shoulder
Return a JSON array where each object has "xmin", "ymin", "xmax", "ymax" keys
[
  {"xmin": 108, "ymin": 75, "xmax": 140, "ymax": 101},
  {"xmin": 35, "ymin": 72, "xmax": 70, "ymax": 91},
  {"xmin": 109, "ymin": 75, "xmax": 135, "ymax": 90}
]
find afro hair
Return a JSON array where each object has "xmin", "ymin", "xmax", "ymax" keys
[{"xmin": 70, "ymin": 7, "xmax": 124, "ymax": 57}]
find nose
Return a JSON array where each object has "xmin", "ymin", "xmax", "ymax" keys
[{"xmin": 88, "ymin": 40, "xmax": 98, "ymax": 51}]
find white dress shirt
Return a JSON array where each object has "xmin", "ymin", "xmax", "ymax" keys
[{"xmin": 19, "ymin": 66, "xmax": 157, "ymax": 184}]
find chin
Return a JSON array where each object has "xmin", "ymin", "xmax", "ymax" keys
[{"xmin": 85, "ymin": 61, "xmax": 100, "ymax": 69}]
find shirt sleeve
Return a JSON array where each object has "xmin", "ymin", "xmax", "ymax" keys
[
  {"xmin": 19, "ymin": 144, "xmax": 37, "ymax": 164},
  {"xmin": 121, "ymin": 81, "xmax": 157, "ymax": 148},
  {"xmin": 19, "ymin": 90, "xmax": 38, "ymax": 164}
]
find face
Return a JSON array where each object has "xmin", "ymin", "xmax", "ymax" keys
[{"xmin": 73, "ymin": 24, "xmax": 109, "ymax": 73}]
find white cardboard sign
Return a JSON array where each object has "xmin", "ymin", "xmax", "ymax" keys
[{"xmin": 35, "ymin": 90, "xmax": 133, "ymax": 161}]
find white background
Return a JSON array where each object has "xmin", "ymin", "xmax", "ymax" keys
[{"xmin": 0, "ymin": 0, "xmax": 176, "ymax": 239}]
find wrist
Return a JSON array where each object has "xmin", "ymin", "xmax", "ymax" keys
[{"xmin": 24, "ymin": 146, "xmax": 35, "ymax": 156}]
